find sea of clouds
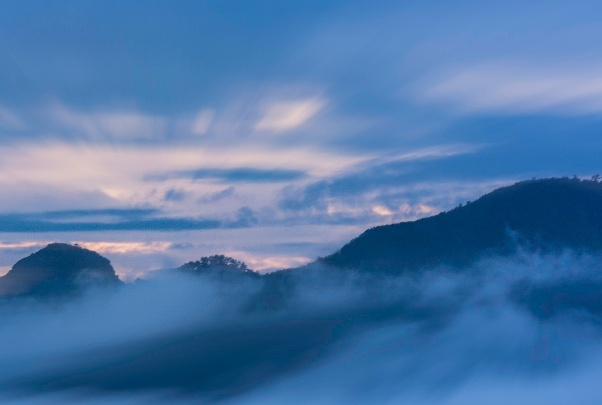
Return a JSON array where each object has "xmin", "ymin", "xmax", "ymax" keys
[{"xmin": 1, "ymin": 249, "xmax": 602, "ymax": 404}]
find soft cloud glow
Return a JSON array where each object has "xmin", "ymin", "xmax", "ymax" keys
[
  {"xmin": 255, "ymin": 98, "xmax": 325, "ymax": 132},
  {"xmin": 0, "ymin": 241, "xmax": 48, "ymax": 249},
  {"xmin": 372, "ymin": 205, "xmax": 393, "ymax": 216},
  {"xmin": 372, "ymin": 203, "xmax": 437, "ymax": 219},
  {"xmin": 225, "ymin": 251, "xmax": 312, "ymax": 272},
  {"xmin": 420, "ymin": 63, "xmax": 602, "ymax": 115}
]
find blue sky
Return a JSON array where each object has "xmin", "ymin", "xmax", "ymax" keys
[{"xmin": 1, "ymin": 0, "xmax": 602, "ymax": 278}]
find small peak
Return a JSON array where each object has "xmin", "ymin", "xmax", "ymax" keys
[{"xmin": 0, "ymin": 243, "xmax": 120, "ymax": 299}]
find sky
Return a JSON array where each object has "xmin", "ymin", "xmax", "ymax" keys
[{"xmin": 1, "ymin": 0, "xmax": 602, "ymax": 279}]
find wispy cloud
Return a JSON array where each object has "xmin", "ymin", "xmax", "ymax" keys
[
  {"xmin": 147, "ymin": 167, "xmax": 307, "ymax": 183},
  {"xmin": 0, "ymin": 142, "xmax": 366, "ymax": 212},
  {"xmin": 0, "ymin": 241, "xmax": 47, "ymax": 249},
  {"xmin": 0, "ymin": 214, "xmax": 220, "ymax": 232},
  {"xmin": 198, "ymin": 186, "xmax": 235, "ymax": 204},
  {"xmin": 420, "ymin": 63, "xmax": 602, "ymax": 115},
  {"xmin": 279, "ymin": 144, "xmax": 483, "ymax": 213},
  {"xmin": 191, "ymin": 109, "xmax": 215, "ymax": 135},
  {"xmin": 49, "ymin": 104, "xmax": 168, "ymax": 141},
  {"xmin": 75, "ymin": 241, "xmax": 173, "ymax": 254},
  {"xmin": 163, "ymin": 189, "xmax": 188, "ymax": 202},
  {"xmin": 255, "ymin": 98, "xmax": 325, "ymax": 132},
  {"xmin": 0, "ymin": 240, "xmax": 172, "ymax": 254},
  {"xmin": 359, "ymin": 144, "xmax": 483, "ymax": 169},
  {"xmin": 39, "ymin": 208, "xmax": 159, "ymax": 220}
]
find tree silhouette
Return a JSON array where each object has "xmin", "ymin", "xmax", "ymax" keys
[{"xmin": 179, "ymin": 255, "xmax": 250, "ymax": 273}]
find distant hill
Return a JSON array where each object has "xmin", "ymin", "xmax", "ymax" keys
[
  {"xmin": 177, "ymin": 254, "xmax": 260, "ymax": 282},
  {"xmin": 0, "ymin": 243, "xmax": 121, "ymax": 299},
  {"xmin": 179, "ymin": 255, "xmax": 252, "ymax": 273},
  {"xmin": 320, "ymin": 177, "xmax": 602, "ymax": 273}
]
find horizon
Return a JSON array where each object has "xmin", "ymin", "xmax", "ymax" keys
[{"xmin": 1, "ymin": 175, "xmax": 597, "ymax": 281}]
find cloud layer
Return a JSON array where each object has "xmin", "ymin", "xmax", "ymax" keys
[{"xmin": 2, "ymin": 250, "xmax": 602, "ymax": 404}]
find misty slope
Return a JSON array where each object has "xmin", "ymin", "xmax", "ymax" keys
[
  {"xmin": 320, "ymin": 178, "xmax": 602, "ymax": 273},
  {"xmin": 0, "ymin": 243, "xmax": 121, "ymax": 299}
]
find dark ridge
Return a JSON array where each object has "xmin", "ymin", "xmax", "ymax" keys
[
  {"xmin": 319, "ymin": 177, "xmax": 602, "ymax": 273},
  {"xmin": 0, "ymin": 243, "xmax": 121, "ymax": 299}
]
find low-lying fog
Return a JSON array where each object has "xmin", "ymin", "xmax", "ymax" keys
[{"xmin": 1, "ymin": 249, "xmax": 602, "ymax": 404}]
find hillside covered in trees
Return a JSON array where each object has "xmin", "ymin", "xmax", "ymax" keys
[{"xmin": 320, "ymin": 177, "xmax": 602, "ymax": 273}]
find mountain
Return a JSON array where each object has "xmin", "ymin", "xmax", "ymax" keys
[
  {"xmin": 320, "ymin": 177, "xmax": 602, "ymax": 273},
  {"xmin": 4, "ymin": 177, "xmax": 602, "ymax": 300},
  {"xmin": 0, "ymin": 243, "xmax": 121, "ymax": 299}
]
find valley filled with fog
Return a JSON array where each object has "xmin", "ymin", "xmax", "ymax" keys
[{"xmin": 1, "ymin": 248, "xmax": 602, "ymax": 404}]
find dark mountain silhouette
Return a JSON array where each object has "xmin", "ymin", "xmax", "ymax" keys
[
  {"xmin": 0, "ymin": 243, "xmax": 121, "ymax": 299},
  {"xmin": 320, "ymin": 177, "xmax": 602, "ymax": 273},
  {"xmin": 4, "ymin": 177, "xmax": 602, "ymax": 311},
  {"xmin": 177, "ymin": 178, "xmax": 602, "ymax": 313}
]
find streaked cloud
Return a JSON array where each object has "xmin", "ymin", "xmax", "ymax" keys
[
  {"xmin": 279, "ymin": 144, "xmax": 482, "ymax": 214},
  {"xmin": 361, "ymin": 144, "xmax": 484, "ymax": 168},
  {"xmin": 147, "ymin": 167, "xmax": 307, "ymax": 183},
  {"xmin": 0, "ymin": 241, "xmax": 47, "ymax": 249},
  {"xmin": 191, "ymin": 109, "xmax": 215, "ymax": 135},
  {"xmin": 198, "ymin": 186, "xmax": 235, "ymax": 204},
  {"xmin": 0, "ymin": 143, "xmax": 361, "ymax": 183},
  {"xmin": 75, "ymin": 241, "xmax": 173, "ymax": 254},
  {"xmin": 49, "ymin": 104, "xmax": 167, "ymax": 141},
  {"xmin": 0, "ymin": 142, "xmax": 367, "ymax": 215},
  {"xmin": 420, "ymin": 63, "xmax": 602, "ymax": 115},
  {"xmin": 255, "ymin": 98, "xmax": 325, "ymax": 132},
  {"xmin": 0, "ymin": 214, "xmax": 220, "ymax": 232},
  {"xmin": 0, "ymin": 239, "xmax": 172, "ymax": 254},
  {"xmin": 39, "ymin": 208, "xmax": 159, "ymax": 220}
]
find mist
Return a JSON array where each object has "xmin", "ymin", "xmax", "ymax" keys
[{"xmin": 1, "ymin": 250, "xmax": 602, "ymax": 404}]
